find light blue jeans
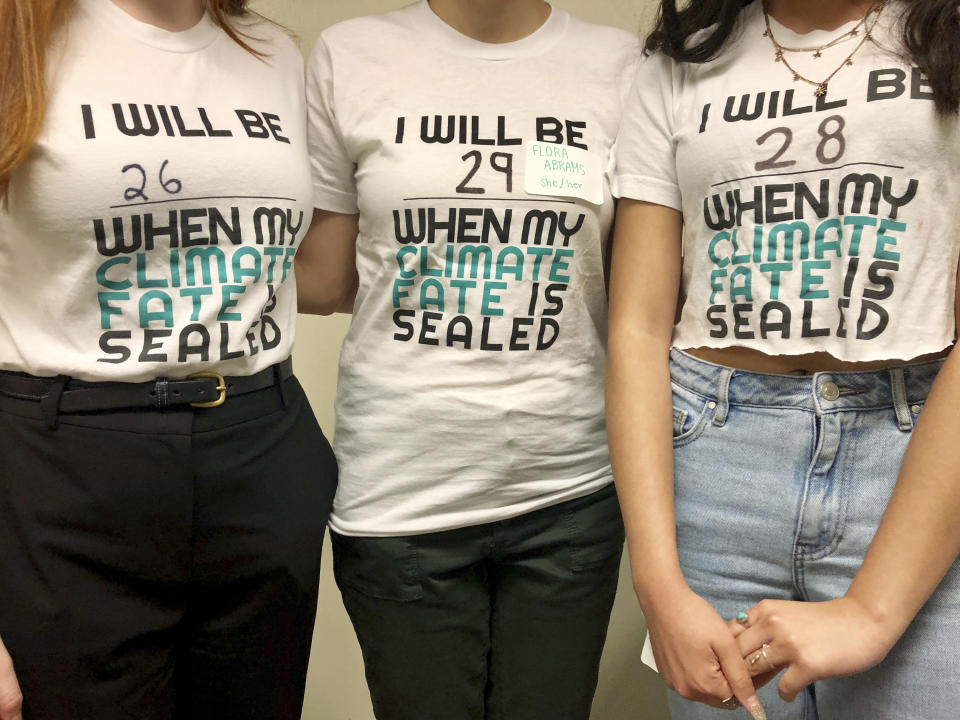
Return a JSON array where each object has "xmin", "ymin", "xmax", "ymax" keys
[{"xmin": 667, "ymin": 349, "xmax": 960, "ymax": 720}]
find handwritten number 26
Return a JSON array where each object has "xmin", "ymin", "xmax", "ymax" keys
[{"xmin": 121, "ymin": 160, "xmax": 182, "ymax": 202}]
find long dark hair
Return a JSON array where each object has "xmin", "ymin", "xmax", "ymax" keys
[{"xmin": 645, "ymin": 0, "xmax": 960, "ymax": 115}]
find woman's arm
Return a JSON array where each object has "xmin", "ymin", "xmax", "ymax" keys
[
  {"xmin": 295, "ymin": 208, "xmax": 360, "ymax": 315},
  {"xmin": 607, "ymin": 199, "xmax": 765, "ymax": 718},
  {"xmin": 0, "ymin": 637, "xmax": 22, "ymax": 720},
  {"xmin": 734, "ymin": 260, "xmax": 960, "ymax": 701}
]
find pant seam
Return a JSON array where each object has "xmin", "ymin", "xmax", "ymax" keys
[{"xmin": 792, "ymin": 412, "xmax": 822, "ymax": 599}]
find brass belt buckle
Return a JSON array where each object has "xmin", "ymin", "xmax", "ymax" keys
[{"xmin": 188, "ymin": 371, "xmax": 227, "ymax": 408}]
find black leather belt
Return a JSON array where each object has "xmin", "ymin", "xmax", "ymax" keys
[{"xmin": 0, "ymin": 358, "xmax": 293, "ymax": 412}]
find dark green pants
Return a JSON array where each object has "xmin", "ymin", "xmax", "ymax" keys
[{"xmin": 332, "ymin": 484, "xmax": 624, "ymax": 720}]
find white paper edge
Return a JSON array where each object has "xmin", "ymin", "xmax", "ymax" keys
[{"xmin": 641, "ymin": 631, "xmax": 659, "ymax": 673}]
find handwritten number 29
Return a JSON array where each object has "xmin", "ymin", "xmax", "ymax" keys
[
  {"xmin": 456, "ymin": 151, "xmax": 514, "ymax": 194},
  {"xmin": 754, "ymin": 115, "xmax": 846, "ymax": 171},
  {"xmin": 121, "ymin": 160, "xmax": 183, "ymax": 202}
]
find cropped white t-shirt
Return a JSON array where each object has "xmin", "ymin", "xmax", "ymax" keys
[
  {"xmin": 308, "ymin": 2, "xmax": 639, "ymax": 535},
  {"xmin": 614, "ymin": 2, "xmax": 960, "ymax": 361},
  {"xmin": 0, "ymin": 0, "xmax": 312, "ymax": 381}
]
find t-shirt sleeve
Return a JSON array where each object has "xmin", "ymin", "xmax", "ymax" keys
[
  {"xmin": 603, "ymin": 35, "xmax": 643, "ymax": 187},
  {"xmin": 611, "ymin": 51, "xmax": 682, "ymax": 211},
  {"xmin": 306, "ymin": 35, "xmax": 359, "ymax": 214}
]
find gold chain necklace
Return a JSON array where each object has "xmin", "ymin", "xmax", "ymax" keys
[{"xmin": 761, "ymin": 1, "xmax": 885, "ymax": 97}]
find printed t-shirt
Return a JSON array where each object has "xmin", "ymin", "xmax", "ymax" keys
[
  {"xmin": 614, "ymin": 1, "xmax": 960, "ymax": 361},
  {"xmin": 0, "ymin": 0, "xmax": 312, "ymax": 381},
  {"xmin": 308, "ymin": 1, "xmax": 640, "ymax": 536}
]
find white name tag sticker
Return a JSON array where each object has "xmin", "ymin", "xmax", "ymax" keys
[{"xmin": 524, "ymin": 142, "xmax": 603, "ymax": 205}]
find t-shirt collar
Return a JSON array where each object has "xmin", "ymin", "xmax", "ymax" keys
[
  {"xmin": 409, "ymin": 0, "xmax": 569, "ymax": 60},
  {"xmin": 76, "ymin": 0, "xmax": 221, "ymax": 53},
  {"xmin": 751, "ymin": 1, "xmax": 867, "ymax": 49}
]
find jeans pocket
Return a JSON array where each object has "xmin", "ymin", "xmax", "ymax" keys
[
  {"xmin": 562, "ymin": 485, "xmax": 625, "ymax": 573},
  {"xmin": 671, "ymin": 381, "xmax": 713, "ymax": 447},
  {"xmin": 331, "ymin": 531, "xmax": 423, "ymax": 602}
]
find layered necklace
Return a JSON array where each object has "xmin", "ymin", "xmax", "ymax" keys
[{"xmin": 761, "ymin": 1, "xmax": 886, "ymax": 97}]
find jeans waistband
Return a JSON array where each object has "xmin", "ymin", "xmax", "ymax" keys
[{"xmin": 669, "ymin": 348, "xmax": 944, "ymax": 430}]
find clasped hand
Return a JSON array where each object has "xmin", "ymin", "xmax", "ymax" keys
[
  {"xmin": 646, "ymin": 588, "xmax": 897, "ymax": 715},
  {"xmin": 728, "ymin": 595, "xmax": 897, "ymax": 701}
]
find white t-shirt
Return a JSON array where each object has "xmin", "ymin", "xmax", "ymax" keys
[
  {"xmin": 614, "ymin": 2, "xmax": 960, "ymax": 361},
  {"xmin": 307, "ymin": 2, "xmax": 639, "ymax": 536},
  {"xmin": 0, "ymin": 0, "xmax": 312, "ymax": 381}
]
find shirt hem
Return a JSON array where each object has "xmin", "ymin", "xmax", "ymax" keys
[
  {"xmin": 672, "ymin": 337, "xmax": 956, "ymax": 364},
  {"xmin": 313, "ymin": 185, "xmax": 359, "ymax": 215},
  {"xmin": 612, "ymin": 175, "xmax": 682, "ymax": 210},
  {"xmin": 328, "ymin": 475, "xmax": 614, "ymax": 537}
]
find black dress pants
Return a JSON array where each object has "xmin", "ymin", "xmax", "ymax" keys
[{"xmin": 0, "ymin": 374, "xmax": 336, "ymax": 720}]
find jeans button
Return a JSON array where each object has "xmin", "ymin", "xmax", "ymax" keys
[{"xmin": 820, "ymin": 381, "xmax": 840, "ymax": 401}]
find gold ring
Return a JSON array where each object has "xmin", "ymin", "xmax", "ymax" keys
[
  {"xmin": 748, "ymin": 643, "xmax": 777, "ymax": 671},
  {"xmin": 760, "ymin": 642, "xmax": 777, "ymax": 671}
]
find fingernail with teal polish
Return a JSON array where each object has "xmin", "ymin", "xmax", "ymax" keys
[{"xmin": 736, "ymin": 611, "xmax": 749, "ymax": 623}]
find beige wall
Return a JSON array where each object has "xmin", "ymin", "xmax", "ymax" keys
[{"xmin": 249, "ymin": 1, "xmax": 669, "ymax": 717}]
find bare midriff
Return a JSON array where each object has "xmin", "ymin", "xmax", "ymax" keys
[{"xmin": 683, "ymin": 345, "xmax": 952, "ymax": 376}]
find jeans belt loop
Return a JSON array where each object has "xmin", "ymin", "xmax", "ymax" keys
[
  {"xmin": 712, "ymin": 367, "xmax": 733, "ymax": 428},
  {"xmin": 39, "ymin": 375, "xmax": 70, "ymax": 431},
  {"xmin": 888, "ymin": 366, "xmax": 914, "ymax": 432}
]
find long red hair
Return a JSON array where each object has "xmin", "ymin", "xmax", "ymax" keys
[{"xmin": 0, "ymin": 0, "xmax": 263, "ymax": 202}]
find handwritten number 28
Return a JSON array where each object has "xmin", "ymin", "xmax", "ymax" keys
[
  {"xmin": 121, "ymin": 160, "xmax": 182, "ymax": 202},
  {"xmin": 754, "ymin": 115, "xmax": 846, "ymax": 171}
]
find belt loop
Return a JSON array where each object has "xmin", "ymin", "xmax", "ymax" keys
[
  {"xmin": 274, "ymin": 363, "xmax": 289, "ymax": 408},
  {"xmin": 40, "ymin": 375, "xmax": 70, "ymax": 430},
  {"xmin": 154, "ymin": 378, "xmax": 170, "ymax": 411},
  {"xmin": 888, "ymin": 367, "xmax": 913, "ymax": 432},
  {"xmin": 712, "ymin": 367, "xmax": 733, "ymax": 427}
]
